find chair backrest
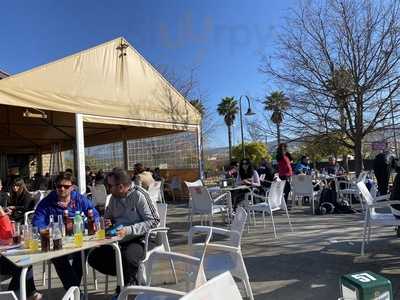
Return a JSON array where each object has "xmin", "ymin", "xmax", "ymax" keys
[
  {"xmin": 184, "ymin": 180, "xmax": 203, "ymax": 187},
  {"xmin": 357, "ymin": 171, "xmax": 368, "ymax": 183},
  {"xmin": 357, "ymin": 181, "xmax": 374, "ymax": 206},
  {"xmin": 145, "ymin": 250, "xmax": 207, "ymax": 292},
  {"xmin": 148, "ymin": 181, "xmax": 162, "ymax": 206},
  {"xmin": 156, "ymin": 203, "xmax": 167, "ymax": 227},
  {"xmin": 0, "ymin": 291, "xmax": 18, "ymax": 300},
  {"xmin": 29, "ymin": 190, "xmax": 44, "ymax": 204},
  {"xmin": 61, "ymin": 286, "xmax": 80, "ymax": 300},
  {"xmin": 291, "ymin": 175, "xmax": 313, "ymax": 195},
  {"xmin": 268, "ymin": 180, "xmax": 286, "ymax": 210},
  {"xmin": 187, "ymin": 186, "xmax": 212, "ymax": 214},
  {"xmin": 89, "ymin": 185, "xmax": 107, "ymax": 206},
  {"xmin": 230, "ymin": 207, "xmax": 247, "ymax": 247},
  {"xmin": 105, "ymin": 194, "xmax": 112, "ymax": 208},
  {"xmin": 180, "ymin": 271, "xmax": 243, "ymax": 300}
]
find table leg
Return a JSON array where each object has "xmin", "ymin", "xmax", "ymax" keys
[
  {"xmin": 110, "ymin": 242, "xmax": 124, "ymax": 288},
  {"xmin": 19, "ymin": 267, "xmax": 29, "ymax": 300},
  {"xmin": 81, "ymin": 250, "xmax": 87, "ymax": 300}
]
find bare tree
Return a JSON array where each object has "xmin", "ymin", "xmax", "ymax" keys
[
  {"xmin": 261, "ymin": 0, "xmax": 400, "ymax": 173},
  {"xmin": 158, "ymin": 66, "xmax": 217, "ymax": 146}
]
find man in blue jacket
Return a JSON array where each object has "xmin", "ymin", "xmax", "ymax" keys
[{"xmin": 32, "ymin": 172, "xmax": 99, "ymax": 291}]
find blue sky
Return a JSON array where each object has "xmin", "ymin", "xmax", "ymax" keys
[{"xmin": 0, "ymin": 0, "xmax": 297, "ymax": 148}]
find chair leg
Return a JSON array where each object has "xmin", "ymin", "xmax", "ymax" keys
[
  {"xmin": 163, "ymin": 239, "xmax": 178, "ymax": 284},
  {"xmin": 367, "ymin": 223, "xmax": 372, "ymax": 243},
  {"xmin": 270, "ymin": 211, "xmax": 277, "ymax": 239},
  {"xmin": 47, "ymin": 261, "xmax": 51, "ymax": 289},
  {"xmin": 284, "ymin": 206, "xmax": 294, "ymax": 232},
  {"xmin": 42, "ymin": 261, "xmax": 46, "ymax": 286},
  {"xmin": 92, "ymin": 268, "xmax": 98, "ymax": 290},
  {"xmin": 361, "ymin": 219, "xmax": 369, "ymax": 256},
  {"xmin": 262, "ymin": 211, "xmax": 266, "ymax": 229},
  {"xmin": 105, "ymin": 274, "xmax": 109, "ymax": 294}
]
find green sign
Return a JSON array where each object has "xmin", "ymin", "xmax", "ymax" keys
[{"xmin": 340, "ymin": 271, "xmax": 392, "ymax": 300}]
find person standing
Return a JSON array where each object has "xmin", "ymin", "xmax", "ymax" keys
[
  {"xmin": 276, "ymin": 143, "xmax": 293, "ymax": 206},
  {"xmin": 373, "ymin": 150, "xmax": 394, "ymax": 196}
]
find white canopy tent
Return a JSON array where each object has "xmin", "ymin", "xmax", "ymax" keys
[{"xmin": 0, "ymin": 37, "xmax": 202, "ymax": 192}]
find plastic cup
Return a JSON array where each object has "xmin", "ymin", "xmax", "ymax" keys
[{"xmin": 96, "ymin": 217, "xmax": 106, "ymax": 240}]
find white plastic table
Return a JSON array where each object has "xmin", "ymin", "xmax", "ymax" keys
[{"xmin": 0, "ymin": 236, "xmax": 124, "ymax": 300}]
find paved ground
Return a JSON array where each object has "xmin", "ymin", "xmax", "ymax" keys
[{"xmin": 4, "ymin": 204, "xmax": 400, "ymax": 299}]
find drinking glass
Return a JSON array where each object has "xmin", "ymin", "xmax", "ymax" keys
[
  {"xmin": 40, "ymin": 228, "xmax": 51, "ymax": 252},
  {"xmin": 96, "ymin": 217, "xmax": 106, "ymax": 240},
  {"xmin": 23, "ymin": 224, "xmax": 32, "ymax": 249},
  {"xmin": 11, "ymin": 222, "xmax": 21, "ymax": 245},
  {"xmin": 30, "ymin": 227, "xmax": 39, "ymax": 251}
]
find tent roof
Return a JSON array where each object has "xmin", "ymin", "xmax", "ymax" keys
[{"xmin": 0, "ymin": 37, "xmax": 201, "ymax": 131}]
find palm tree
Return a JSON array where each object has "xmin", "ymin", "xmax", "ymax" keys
[
  {"xmin": 263, "ymin": 91, "xmax": 290, "ymax": 145},
  {"xmin": 217, "ymin": 97, "xmax": 238, "ymax": 162},
  {"xmin": 189, "ymin": 99, "xmax": 205, "ymax": 117}
]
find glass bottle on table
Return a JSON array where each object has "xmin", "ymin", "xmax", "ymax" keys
[
  {"xmin": 87, "ymin": 209, "xmax": 96, "ymax": 236},
  {"xmin": 52, "ymin": 223, "xmax": 63, "ymax": 250},
  {"xmin": 64, "ymin": 209, "xmax": 73, "ymax": 236},
  {"xmin": 57, "ymin": 214, "xmax": 65, "ymax": 237},
  {"xmin": 11, "ymin": 221, "xmax": 21, "ymax": 245},
  {"xmin": 73, "ymin": 211, "xmax": 83, "ymax": 247}
]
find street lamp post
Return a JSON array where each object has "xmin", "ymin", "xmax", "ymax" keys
[{"xmin": 239, "ymin": 95, "xmax": 256, "ymax": 159}]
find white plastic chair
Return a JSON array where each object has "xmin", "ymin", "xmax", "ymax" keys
[
  {"xmin": 138, "ymin": 203, "xmax": 177, "ymax": 285},
  {"xmin": 291, "ymin": 175, "xmax": 318, "ymax": 214},
  {"xmin": 249, "ymin": 180, "xmax": 293, "ymax": 238},
  {"xmin": 188, "ymin": 207, "xmax": 253, "ymax": 300},
  {"xmin": 61, "ymin": 286, "xmax": 80, "ymax": 300},
  {"xmin": 117, "ymin": 286, "xmax": 185, "ymax": 300},
  {"xmin": 357, "ymin": 181, "xmax": 400, "ymax": 255},
  {"xmin": 148, "ymin": 181, "xmax": 163, "ymax": 206},
  {"xmin": 89, "ymin": 184, "xmax": 107, "ymax": 208},
  {"xmin": 0, "ymin": 291, "xmax": 17, "ymax": 300},
  {"xmin": 180, "ymin": 271, "xmax": 243, "ymax": 300},
  {"xmin": 187, "ymin": 186, "xmax": 231, "ymax": 227},
  {"xmin": 336, "ymin": 171, "xmax": 368, "ymax": 208},
  {"xmin": 120, "ymin": 229, "xmax": 212, "ymax": 300}
]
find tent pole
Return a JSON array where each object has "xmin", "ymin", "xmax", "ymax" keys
[
  {"xmin": 197, "ymin": 125, "xmax": 204, "ymax": 180},
  {"xmin": 75, "ymin": 113, "xmax": 86, "ymax": 194}
]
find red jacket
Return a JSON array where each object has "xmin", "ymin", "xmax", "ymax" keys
[
  {"xmin": 0, "ymin": 214, "xmax": 12, "ymax": 240},
  {"xmin": 278, "ymin": 155, "xmax": 293, "ymax": 177}
]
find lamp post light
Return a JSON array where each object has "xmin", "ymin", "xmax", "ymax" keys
[{"xmin": 239, "ymin": 95, "xmax": 256, "ymax": 159}]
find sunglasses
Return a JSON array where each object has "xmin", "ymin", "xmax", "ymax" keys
[{"xmin": 56, "ymin": 184, "xmax": 72, "ymax": 190}]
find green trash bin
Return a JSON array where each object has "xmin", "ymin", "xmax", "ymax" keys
[{"xmin": 340, "ymin": 271, "xmax": 392, "ymax": 300}]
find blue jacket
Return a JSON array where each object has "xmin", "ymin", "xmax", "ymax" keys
[{"xmin": 32, "ymin": 190, "xmax": 99, "ymax": 230}]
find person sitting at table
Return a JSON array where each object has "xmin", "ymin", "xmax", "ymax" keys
[
  {"xmin": 326, "ymin": 156, "xmax": 345, "ymax": 176},
  {"xmin": 294, "ymin": 155, "xmax": 312, "ymax": 175},
  {"xmin": 257, "ymin": 157, "xmax": 275, "ymax": 189},
  {"xmin": 88, "ymin": 167, "xmax": 160, "ymax": 299},
  {"xmin": 0, "ymin": 206, "xmax": 42, "ymax": 300},
  {"xmin": 231, "ymin": 159, "xmax": 260, "ymax": 208},
  {"xmin": 152, "ymin": 167, "xmax": 163, "ymax": 182},
  {"xmin": 5, "ymin": 178, "xmax": 35, "ymax": 223},
  {"xmin": 132, "ymin": 163, "xmax": 155, "ymax": 190},
  {"xmin": 32, "ymin": 172, "xmax": 99, "ymax": 292}
]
